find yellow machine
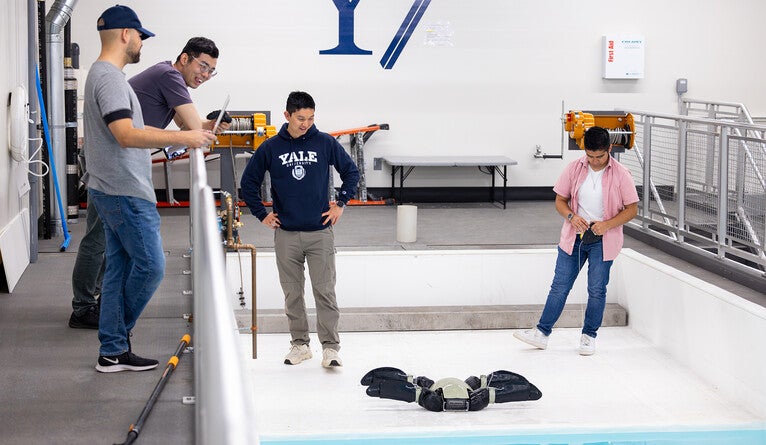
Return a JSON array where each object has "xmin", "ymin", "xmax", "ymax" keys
[
  {"xmin": 213, "ymin": 112, "xmax": 277, "ymax": 150},
  {"xmin": 564, "ymin": 110, "xmax": 635, "ymax": 150}
]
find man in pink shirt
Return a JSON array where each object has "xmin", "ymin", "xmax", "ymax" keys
[{"xmin": 514, "ymin": 126, "xmax": 638, "ymax": 355}]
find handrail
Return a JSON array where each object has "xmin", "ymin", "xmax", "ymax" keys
[
  {"xmin": 680, "ymin": 98, "xmax": 756, "ymax": 124},
  {"xmin": 189, "ymin": 148, "xmax": 259, "ymax": 445},
  {"xmin": 620, "ymin": 109, "xmax": 766, "ymax": 281}
]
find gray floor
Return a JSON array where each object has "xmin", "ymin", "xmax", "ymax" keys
[{"xmin": 0, "ymin": 201, "xmax": 763, "ymax": 444}]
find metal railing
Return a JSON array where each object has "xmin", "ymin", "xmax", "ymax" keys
[
  {"xmin": 616, "ymin": 108, "xmax": 766, "ymax": 281},
  {"xmin": 680, "ymin": 98, "xmax": 757, "ymax": 124},
  {"xmin": 189, "ymin": 148, "xmax": 259, "ymax": 445}
]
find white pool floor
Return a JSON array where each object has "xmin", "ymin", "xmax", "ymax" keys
[{"xmin": 239, "ymin": 327, "xmax": 763, "ymax": 441}]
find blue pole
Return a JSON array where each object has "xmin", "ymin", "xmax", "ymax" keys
[{"xmin": 35, "ymin": 65, "xmax": 71, "ymax": 251}]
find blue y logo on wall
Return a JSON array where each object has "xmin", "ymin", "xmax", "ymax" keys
[{"xmin": 320, "ymin": 0, "xmax": 431, "ymax": 69}]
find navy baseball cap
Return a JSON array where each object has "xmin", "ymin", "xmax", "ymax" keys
[{"xmin": 96, "ymin": 5, "xmax": 155, "ymax": 40}]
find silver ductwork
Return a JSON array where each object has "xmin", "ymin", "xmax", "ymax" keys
[{"xmin": 45, "ymin": 0, "xmax": 77, "ymax": 235}]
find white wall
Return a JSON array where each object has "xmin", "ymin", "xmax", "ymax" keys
[
  {"xmin": 226, "ymin": 248, "xmax": 600, "ymax": 310},
  {"xmin": 0, "ymin": 0, "xmax": 30, "ymax": 224},
  {"xmin": 68, "ymin": 0, "xmax": 766, "ymax": 189},
  {"xmin": 616, "ymin": 249, "xmax": 766, "ymax": 419},
  {"xmin": 0, "ymin": 0, "xmax": 31, "ymax": 290}
]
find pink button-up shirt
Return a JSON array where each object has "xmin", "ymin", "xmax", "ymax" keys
[{"xmin": 553, "ymin": 155, "xmax": 639, "ymax": 261}]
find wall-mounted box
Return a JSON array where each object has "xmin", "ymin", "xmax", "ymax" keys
[{"xmin": 603, "ymin": 35, "xmax": 645, "ymax": 79}]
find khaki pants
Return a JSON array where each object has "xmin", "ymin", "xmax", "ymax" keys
[{"xmin": 274, "ymin": 227, "xmax": 340, "ymax": 350}]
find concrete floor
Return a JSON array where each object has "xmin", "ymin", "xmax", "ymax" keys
[{"xmin": 0, "ymin": 201, "xmax": 763, "ymax": 444}]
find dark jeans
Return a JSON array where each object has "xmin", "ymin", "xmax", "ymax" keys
[{"xmin": 71, "ymin": 198, "xmax": 105, "ymax": 315}]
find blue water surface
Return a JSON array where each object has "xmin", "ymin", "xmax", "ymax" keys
[{"xmin": 261, "ymin": 428, "xmax": 766, "ymax": 445}]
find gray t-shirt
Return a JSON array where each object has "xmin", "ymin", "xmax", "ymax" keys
[{"xmin": 83, "ymin": 61, "xmax": 156, "ymax": 203}]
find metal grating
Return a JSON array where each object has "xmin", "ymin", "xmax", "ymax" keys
[{"xmin": 621, "ymin": 106, "xmax": 766, "ymax": 278}]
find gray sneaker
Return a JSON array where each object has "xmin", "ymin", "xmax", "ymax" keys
[
  {"xmin": 284, "ymin": 344, "xmax": 312, "ymax": 365},
  {"xmin": 513, "ymin": 328, "xmax": 549, "ymax": 350},
  {"xmin": 578, "ymin": 334, "xmax": 596, "ymax": 356}
]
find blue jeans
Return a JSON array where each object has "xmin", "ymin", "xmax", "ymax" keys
[
  {"xmin": 89, "ymin": 189, "xmax": 165, "ymax": 356},
  {"xmin": 537, "ymin": 238, "xmax": 613, "ymax": 338},
  {"xmin": 71, "ymin": 197, "xmax": 105, "ymax": 315}
]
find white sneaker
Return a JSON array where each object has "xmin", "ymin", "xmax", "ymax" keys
[
  {"xmin": 578, "ymin": 334, "xmax": 596, "ymax": 356},
  {"xmin": 284, "ymin": 344, "xmax": 312, "ymax": 365},
  {"xmin": 513, "ymin": 328, "xmax": 548, "ymax": 350},
  {"xmin": 321, "ymin": 348, "xmax": 343, "ymax": 368}
]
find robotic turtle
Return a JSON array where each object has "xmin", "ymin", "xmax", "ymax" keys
[{"xmin": 360, "ymin": 367, "xmax": 542, "ymax": 412}]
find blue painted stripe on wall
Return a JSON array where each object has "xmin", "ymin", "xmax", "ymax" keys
[{"xmin": 380, "ymin": 0, "xmax": 431, "ymax": 69}]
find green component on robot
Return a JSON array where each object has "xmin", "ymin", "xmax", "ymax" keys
[{"xmin": 360, "ymin": 367, "xmax": 542, "ymax": 412}]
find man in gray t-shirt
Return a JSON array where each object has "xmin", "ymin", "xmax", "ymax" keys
[{"xmin": 83, "ymin": 5, "xmax": 215, "ymax": 373}]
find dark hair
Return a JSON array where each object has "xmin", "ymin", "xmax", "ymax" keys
[
  {"xmin": 176, "ymin": 37, "xmax": 219, "ymax": 62},
  {"xmin": 583, "ymin": 126, "xmax": 611, "ymax": 151},
  {"xmin": 286, "ymin": 91, "xmax": 315, "ymax": 114}
]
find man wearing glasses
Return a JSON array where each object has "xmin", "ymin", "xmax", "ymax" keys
[
  {"xmin": 69, "ymin": 36, "xmax": 227, "ymax": 331},
  {"xmin": 128, "ymin": 36, "xmax": 225, "ymax": 133}
]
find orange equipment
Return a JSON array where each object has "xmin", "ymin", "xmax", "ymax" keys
[
  {"xmin": 213, "ymin": 113, "xmax": 277, "ymax": 150},
  {"xmin": 564, "ymin": 110, "xmax": 635, "ymax": 149}
]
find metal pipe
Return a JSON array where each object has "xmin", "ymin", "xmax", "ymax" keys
[
  {"xmin": 223, "ymin": 194, "xmax": 258, "ymax": 359},
  {"xmin": 45, "ymin": 0, "xmax": 78, "ymax": 235},
  {"xmin": 114, "ymin": 335, "xmax": 192, "ymax": 445}
]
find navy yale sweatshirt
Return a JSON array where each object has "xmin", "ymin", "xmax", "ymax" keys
[{"xmin": 240, "ymin": 123, "xmax": 360, "ymax": 232}]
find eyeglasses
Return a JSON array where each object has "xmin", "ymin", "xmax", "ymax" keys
[{"xmin": 191, "ymin": 55, "xmax": 218, "ymax": 77}]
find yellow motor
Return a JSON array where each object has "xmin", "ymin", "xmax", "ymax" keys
[
  {"xmin": 213, "ymin": 112, "xmax": 277, "ymax": 150},
  {"xmin": 564, "ymin": 110, "xmax": 635, "ymax": 150}
]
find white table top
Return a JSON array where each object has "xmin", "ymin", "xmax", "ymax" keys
[{"xmin": 381, "ymin": 155, "xmax": 518, "ymax": 167}]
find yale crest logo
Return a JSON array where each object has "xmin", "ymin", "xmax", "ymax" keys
[
  {"xmin": 320, "ymin": 0, "xmax": 431, "ymax": 70},
  {"xmin": 292, "ymin": 165, "xmax": 306, "ymax": 180},
  {"xmin": 279, "ymin": 151, "xmax": 318, "ymax": 181}
]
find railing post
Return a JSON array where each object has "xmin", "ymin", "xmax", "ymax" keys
[
  {"xmin": 641, "ymin": 116, "xmax": 652, "ymax": 230},
  {"xmin": 718, "ymin": 127, "xmax": 730, "ymax": 260},
  {"xmin": 677, "ymin": 120, "xmax": 687, "ymax": 244}
]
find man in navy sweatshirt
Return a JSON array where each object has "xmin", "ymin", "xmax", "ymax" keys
[{"xmin": 240, "ymin": 91, "xmax": 360, "ymax": 368}]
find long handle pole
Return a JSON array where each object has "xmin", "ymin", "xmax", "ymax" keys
[{"xmin": 114, "ymin": 335, "xmax": 191, "ymax": 445}]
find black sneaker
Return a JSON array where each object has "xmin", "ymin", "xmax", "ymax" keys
[
  {"xmin": 95, "ymin": 352, "xmax": 159, "ymax": 373},
  {"xmin": 68, "ymin": 306, "xmax": 100, "ymax": 329}
]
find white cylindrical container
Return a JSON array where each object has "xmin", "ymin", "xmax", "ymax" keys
[{"xmin": 396, "ymin": 205, "xmax": 418, "ymax": 243}]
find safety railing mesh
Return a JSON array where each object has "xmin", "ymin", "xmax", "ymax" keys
[{"xmin": 618, "ymin": 109, "xmax": 766, "ymax": 277}]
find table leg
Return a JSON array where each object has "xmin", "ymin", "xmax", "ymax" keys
[
  {"xmin": 390, "ymin": 166, "xmax": 396, "ymax": 202},
  {"xmin": 489, "ymin": 165, "xmax": 495, "ymax": 204},
  {"xmin": 502, "ymin": 165, "xmax": 507, "ymax": 209}
]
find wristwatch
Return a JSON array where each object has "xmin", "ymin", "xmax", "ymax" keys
[
  {"xmin": 336, "ymin": 200, "xmax": 346, "ymax": 208},
  {"xmin": 566, "ymin": 212, "xmax": 573, "ymax": 221}
]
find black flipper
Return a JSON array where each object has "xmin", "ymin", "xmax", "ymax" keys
[
  {"xmin": 360, "ymin": 367, "xmax": 409, "ymax": 386},
  {"xmin": 365, "ymin": 380, "xmax": 417, "ymax": 403}
]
